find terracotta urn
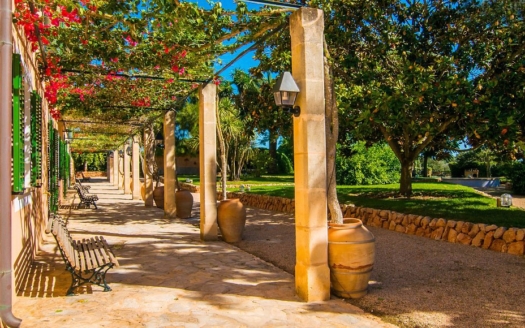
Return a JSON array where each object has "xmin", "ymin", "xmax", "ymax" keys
[
  {"xmin": 152, "ymin": 186, "xmax": 164, "ymax": 209},
  {"xmin": 140, "ymin": 184, "xmax": 146, "ymax": 201},
  {"xmin": 328, "ymin": 218, "xmax": 375, "ymax": 299},
  {"xmin": 175, "ymin": 190, "xmax": 193, "ymax": 219},
  {"xmin": 217, "ymin": 199, "xmax": 246, "ymax": 243}
]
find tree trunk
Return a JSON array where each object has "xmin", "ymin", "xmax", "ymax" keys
[
  {"xmin": 400, "ymin": 160, "xmax": 414, "ymax": 197},
  {"xmin": 485, "ymin": 154, "xmax": 491, "ymax": 177},
  {"xmin": 422, "ymin": 153, "xmax": 428, "ymax": 177},
  {"xmin": 268, "ymin": 129, "xmax": 278, "ymax": 174},
  {"xmin": 324, "ymin": 38, "xmax": 343, "ymax": 224},
  {"xmin": 216, "ymin": 94, "xmax": 227, "ymax": 200}
]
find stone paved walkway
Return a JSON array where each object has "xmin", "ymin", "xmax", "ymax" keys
[{"xmin": 13, "ymin": 179, "xmax": 392, "ymax": 328}]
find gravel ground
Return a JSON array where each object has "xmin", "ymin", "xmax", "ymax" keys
[{"xmin": 232, "ymin": 205, "xmax": 525, "ymax": 328}]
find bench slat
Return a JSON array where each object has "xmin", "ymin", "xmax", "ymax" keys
[
  {"xmin": 82, "ymin": 239, "xmax": 96, "ymax": 271},
  {"xmin": 86, "ymin": 238, "xmax": 105, "ymax": 267},
  {"xmin": 99, "ymin": 237, "xmax": 119, "ymax": 267},
  {"xmin": 92, "ymin": 237, "xmax": 110, "ymax": 265},
  {"xmin": 93, "ymin": 240, "xmax": 109, "ymax": 266},
  {"xmin": 74, "ymin": 240, "xmax": 89, "ymax": 271}
]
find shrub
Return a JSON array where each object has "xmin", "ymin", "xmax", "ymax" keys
[
  {"xmin": 336, "ymin": 142, "xmax": 400, "ymax": 185},
  {"xmin": 509, "ymin": 162, "xmax": 525, "ymax": 194},
  {"xmin": 276, "ymin": 152, "xmax": 293, "ymax": 174}
]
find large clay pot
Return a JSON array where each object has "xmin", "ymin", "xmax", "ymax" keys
[
  {"xmin": 152, "ymin": 186, "xmax": 164, "ymax": 209},
  {"xmin": 141, "ymin": 184, "xmax": 146, "ymax": 201},
  {"xmin": 175, "ymin": 190, "xmax": 193, "ymax": 218},
  {"xmin": 328, "ymin": 218, "xmax": 375, "ymax": 299},
  {"xmin": 155, "ymin": 156, "xmax": 164, "ymax": 170},
  {"xmin": 217, "ymin": 199, "xmax": 246, "ymax": 243}
]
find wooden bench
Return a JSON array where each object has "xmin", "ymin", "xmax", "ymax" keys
[
  {"xmin": 75, "ymin": 178, "xmax": 91, "ymax": 192},
  {"xmin": 46, "ymin": 214, "xmax": 119, "ymax": 296},
  {"xmin": 74, "ymin": 184, "xmax": 99, "ymax": 209}
]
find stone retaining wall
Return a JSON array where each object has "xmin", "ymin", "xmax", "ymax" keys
[
  {"xmin": 222, "ymin": 191, "xmax": 525, "ymax": 256},
  {"xmin": 80, "ymin": 171, "xmax": 107, "ymax": 177},
  {"xmin": 180, "ymin": 182, "xmax": 199, "ymax": 193}
]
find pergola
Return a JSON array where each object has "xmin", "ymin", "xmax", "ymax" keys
[{"xmin": 1, "ymin": 1, "xmax": 330, "ymax": 325}]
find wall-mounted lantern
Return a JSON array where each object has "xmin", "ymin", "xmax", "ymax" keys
[
  {"xmin": 273, "ymin": 71, "xmax": 300, "ymax": 117},
  {"xmin": 155, "ymin": 131, "xmax": 164, "ymax": 149},
  {"xmin": 126, "ymin": 146, "xmax": 132, "ymax": 157},
  {"xmin": 118, "ymin": 150, "xmax": 124, "ymax": 158}
]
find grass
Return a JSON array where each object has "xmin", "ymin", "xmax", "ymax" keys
[
  {"xmin": 178, "ymin": 174, "xmax": 294, "ymax": 186},
  {"xmin": 179, "ymin": 174, "xmax": 525, "ymax": 227},
  {"xmin": 336, "ymin": 182, "xmax": 525, "ymax": 228}
]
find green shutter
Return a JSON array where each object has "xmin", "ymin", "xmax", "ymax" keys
[
  {"xmin": 31, "ymin": 91, "xmax": 43, "ymax": 187},
  {"xmin": 12, "ymin": 54, "xmax": 25, "ymax": 193},
  {"xmin": 48, "ymin": 123, "xmax": 59, "ymax": 213}
]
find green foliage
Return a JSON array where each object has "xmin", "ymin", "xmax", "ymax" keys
[
  {"xmin": 448, "ymin": 149, "xmax": 514, "ymax": 177},
  {"xmin": 426, "ymin": 158, "xmax": 450, "ymax": 176},
  {"xmin": 314, "ymin": 0, "xmax": 525, "ymax": 195},
  {"xmin": 251, "ymin": 148, "xmax": 271, "ymax": 178},
  {"xmin": 276, "ymin": 152, "xmax": 293, "ymax": 174},
  {"xmin": 336, "ymin": 142, "xmax": 400, "ymax": 185},
  {"xmin": 72, "ymin": 153, "xmax": 107, "ymax": 171},
  {"xmin": 509, "ymin": 162, "xmax": 525, "ymax": 195}
]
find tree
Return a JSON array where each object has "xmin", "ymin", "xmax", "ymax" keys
[
  {"xmin": 231, "ymin": 70, "xmax": 292, "ymax": 174},
  {"xmin": 22, "ymin": 0, "xmax": 289, "ymax": 153},
  {"xmin": 320, "ymin": 0, "xmax": 521, "ymax": 196}
]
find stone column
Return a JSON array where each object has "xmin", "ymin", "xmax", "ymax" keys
[
  {"xmin": 164, "ymin": 110, "xmax": 177, "ymax": 217},
  {"xmin": 118, "ymin": 148, "xmax": 124, "ymax": 190},
  {"xmin": 112, "ymin": 150, "xmax": 119, "ymax": 187},
  {"xmin": 108, "ymin": 154, "xmax": 113, "ymax": 183},
  {"xmin": 290, "ymin": 7, "xmax": 330, "ymax": 302},
  {"xmin": 143, "ymin": 127, "xmax": 154, "ymax": 206},
  {"xmin": 199, "ymin": 83, "xmax": 218, "ymax": 241},
  {"xmin": 124, "ymin": 142, "xmax": 131, "ymax": 194},
  {"xmin": 132, "ymin": 135, "xmax": 141, "ymax": 200}
]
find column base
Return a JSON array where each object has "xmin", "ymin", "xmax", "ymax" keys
[{"xmin": 295, "ymin": 263, "xmax": 331, "ymax": 302}]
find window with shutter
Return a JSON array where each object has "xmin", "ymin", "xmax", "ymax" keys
[
  {"xmin": 31, "ymin": 91, "xmax": 43, "ymax": 187},
  {"xmin": 47, "ymin": 124, "xmax": 61, "ymax": 213},
  {"xmin": 12, "ymin": 54, "xmax": 25, "ymax": 194}
]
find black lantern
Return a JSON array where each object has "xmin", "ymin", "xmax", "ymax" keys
[
  {"xmin": 118, "ymin": 150, "xmax": 124, "ymax": 158},
  {"xmin": 155, "ymin": 130, "xmax": 164, "ymax": 149},
  {"xmin": 108, "ymin": 151, "xmax": 114, "ymax": 158},
  {"xmin": 126, "ymin": 145, "xmax": 132, "ymax": 157},
  {"xmin": 273, "ymin": 71, "xmax": 300, "ymax": 117}
]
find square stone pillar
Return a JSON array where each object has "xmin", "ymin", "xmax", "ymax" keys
[
  {"xmin": 199, "ymin": 83, "xmax": 218, "ymax": 241},
  {"xmin": 124, "ymin": 142, "xmax": 131, "ymax": 194},
  {"xmin": 164, "ymin": 110, "xmax": 177, "ymax": 217},
  {"xmin": 132, "ymin": 135, "xmax": 141, "ymax": 200},
  {"xmin": 112, "ymin": 150, "xmax": 119, "ymax": 187},
  {"xmin": 118, "ymin": 148, "xmax": 124, "ymax": 190},
  {"xmin": 143, "ymin": 127, "xmax": 154, "ymax": 206},
  {"xmin": 108, "ymin": 155, "xmax": 113, "ymax": 183},
  {"xmin": 290, "ymin": 7, "xmax": 330, "ymax": 302}
]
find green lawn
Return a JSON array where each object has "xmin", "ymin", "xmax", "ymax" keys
[
  {"xmin": 336, "ymin": 182, "xmax": 525, "ymax": 228},
  {"xmin": 178, "ymin": 174, "xmax": 294, "ymax": 186},
  {"xmin": 219, "ymin": 180, "xmax": 525, "ymax": 228}
]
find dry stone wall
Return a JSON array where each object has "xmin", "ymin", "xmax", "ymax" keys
[{"xmin": 222, "ymin": 191, "xmax": 525, "ymax": 257}]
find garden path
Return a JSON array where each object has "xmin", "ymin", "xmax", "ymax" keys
[{"xmin": 13, "ymin": 178, "xmax": 392, "ymax": 328}]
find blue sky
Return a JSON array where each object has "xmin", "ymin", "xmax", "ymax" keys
[{"xmin": 188, "ymin": 0, "xmax": 265, "ymax": 80}]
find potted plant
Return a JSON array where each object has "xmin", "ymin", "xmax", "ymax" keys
[{"xmin": 216, "ymin": 97, "xmax": 246, "ymax": 242}]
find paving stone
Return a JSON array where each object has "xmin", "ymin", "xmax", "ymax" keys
[{"xmin": 13, "ymin": 180, "xmax": 393, "ymax": 328}]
